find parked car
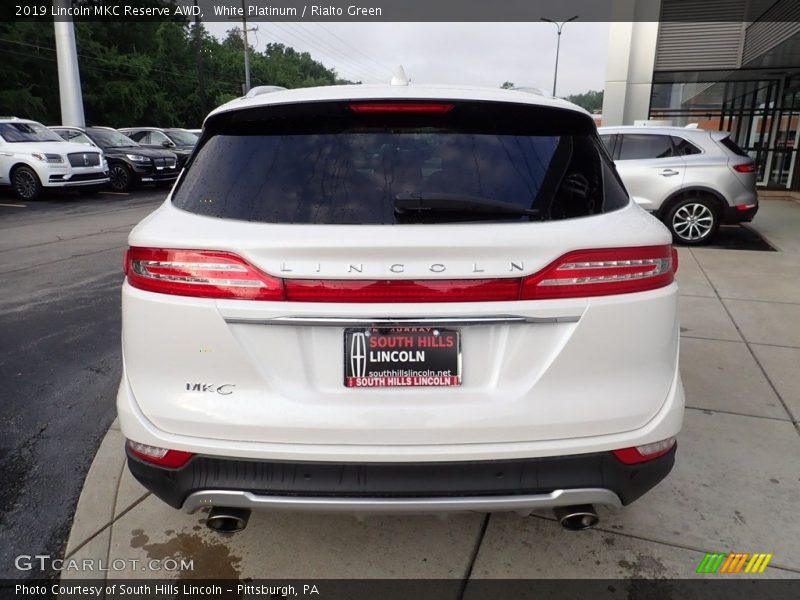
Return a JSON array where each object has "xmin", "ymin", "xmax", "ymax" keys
[
  {"xmin": 120, "ymin": 83, "xmax": 683, "ymax": 533},
  {"xmin": 118, "ymin": 127, "xmax": 196, "ymax": 167},
  {"xmin": 0, "ymin": 117, "xmax": 108, "ymax": 200},
  {"xmin": 52, "ymin": 126, "xmax": 179, "ymax": 193},
  {"xmin": 599, "ymin": 125, "xmax": 758, "ymax": 245}
]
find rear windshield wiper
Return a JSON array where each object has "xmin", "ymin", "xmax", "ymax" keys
[{"xmin": 394, "ymin": 193, "xmax": 539, "ymax": 218}]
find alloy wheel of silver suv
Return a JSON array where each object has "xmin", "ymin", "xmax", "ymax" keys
[{"xmin": 668, "ymin": 196, "xmax": 718, "ymax": 244}]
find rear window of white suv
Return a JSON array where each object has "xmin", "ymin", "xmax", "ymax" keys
[{"xmin": 173, "ymin": 100, "xmax": 628, "ymax": 224}]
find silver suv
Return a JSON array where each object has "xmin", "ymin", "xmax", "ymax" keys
[{"xmin": 599, "ymin": 126, "xmax": 758, "ymax": 245}]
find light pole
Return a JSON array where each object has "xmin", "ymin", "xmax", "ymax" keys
[
  {"xmin": 53, "ymin": 0, "xmax": 85, "ymax": 127},
  {"xmin": 540, "ymin": 16, "xmax": 578, "ymax": 97},
  {"xmin": 231, "ymin": 0, "xmax": 259, "ymax": 94},
  {"xmin": 241, "ymin": 0, "xmax": 252, "ymax": 93}
]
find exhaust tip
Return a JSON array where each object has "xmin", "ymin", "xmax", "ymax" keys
[
  {"xmin": 206, "ymin": 507, "xmax": 250, "ymax": 533},
  {"xmin": 554, "ymin": 504, "xmax": 598, "ymax": 531}
]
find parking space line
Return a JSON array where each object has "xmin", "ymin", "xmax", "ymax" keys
[
  {"xmin": 0, "ymin": 202, "xmax": 26, "ymax": 208},
  {"xmin": 100, "ymin": 192, "xmax": 129, "ymax": 196}
]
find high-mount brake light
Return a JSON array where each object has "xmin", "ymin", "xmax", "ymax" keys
[
  {"xmin": 348, "ymin": 102, "xmax": 455, "ymax": 114},
  {"xmin": 127, "ymin": 440, "xmax": 194, "ymax": 468},
  {"xmin": 125, "ymin": 247, "xmax": 284, "ymax": 300},
  {"xmin": 125, "ymin": 245, "xmax": 675, "ymax": 302}
]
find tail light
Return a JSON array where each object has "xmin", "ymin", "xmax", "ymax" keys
[
  {"xmin": 349, "ymin": 102, "xmax": 454, "ymax": 114},
  {"xmin": 125, "ymin": 247, "xmax": 284, "ymax": 300},
  {"xmin": 284, "ymin": 278, "xmax": 521, "ymax": 303},
  {"xmin": 127, "ymin": 440, "xmax": 194, "ymax": 468},
  {"xmin": 520, "ymin": 245, "xmax": 675, "ymax": 300},
  {"xmin": 733, "ymin": 162, "xmax": 756, "ymax": 173},
  {"xmin": 125, "ymin": 245, "xmax": 675, "ymax": 302},
  {"xmin": 612, "ymin": 438, "xmax": 676, "ymax": 465}
]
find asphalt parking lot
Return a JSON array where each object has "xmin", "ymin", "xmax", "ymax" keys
[
  {"xmin": 0, "ymin": 188, "xmax": 166, "ymax": 579},
  {"xmin": 2, "ymin": 191, "xmax": 800, "ymax": 584}
]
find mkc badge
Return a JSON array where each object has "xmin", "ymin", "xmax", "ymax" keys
[{"xmin": 350, "ymin": 332, "xmax": 367, "ymax": 377}]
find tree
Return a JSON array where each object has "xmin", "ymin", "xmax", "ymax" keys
[
  {"xmin": 566, "ymin": 90, "xmax": 604, "ymax": 113},
  {"xmin": 0, "ymin": 15, "xmax": 348, "ymax": 127}
]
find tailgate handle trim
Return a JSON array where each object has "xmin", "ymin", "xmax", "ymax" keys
[{"xmin": 223, "ymin": 315, "xmax": 580, "ymax": 327}]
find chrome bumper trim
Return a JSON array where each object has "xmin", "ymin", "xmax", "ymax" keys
[
  {"xmin": 183, "ymin": 488, "xmax": 620, "ymax": 514},
  {"xmin": 223, "ymin": 315, "xmax": 580, "ymax": 327},
  {"xmin": 58, "ymin": 178, "xmax": 110, "ymax": 187}
]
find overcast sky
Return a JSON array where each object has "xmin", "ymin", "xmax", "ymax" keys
[{"xmin": 206, "ymin": 22, "xmax": 609, "ymax": 96}]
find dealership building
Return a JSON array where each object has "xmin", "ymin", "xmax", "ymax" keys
[{"xmin": 603, "ymin": 0, "xmax": 800, "ymax": 190}]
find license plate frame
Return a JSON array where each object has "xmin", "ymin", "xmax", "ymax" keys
[{"xmin": 343, "ymin": 327, "xmax": 462, "ymax": 388}]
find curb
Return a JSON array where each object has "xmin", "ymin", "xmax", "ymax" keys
[{"xmin": 60, "ymin": 419, "xmax": 149, "ymax": 581}]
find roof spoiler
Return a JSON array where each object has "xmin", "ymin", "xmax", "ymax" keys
[{"xmin": 244, "ymin": 86, "xmax": 287, "ymax": 99}]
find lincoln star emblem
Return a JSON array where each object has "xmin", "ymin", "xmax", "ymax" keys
[
  {"xmin": 83, "ymin": 153, "xmax": 89, "ymax": 166},
  {"xmin": 350, "ymin": 332, "xmax": 367, "ymax": 377}
]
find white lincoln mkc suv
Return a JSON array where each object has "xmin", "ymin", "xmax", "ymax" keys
[{"xmin": 118, "ymin": 78, "xmax": 684, "ymax": 532}]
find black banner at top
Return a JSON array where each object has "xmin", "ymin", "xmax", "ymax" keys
[{"xmin": 5, "ymin": 0, "xmax": 800, "ymax": 23}]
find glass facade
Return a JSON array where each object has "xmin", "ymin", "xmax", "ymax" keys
[{"xmin": 649, "ymin": 75, "xmax": 800, "ymax": 190}]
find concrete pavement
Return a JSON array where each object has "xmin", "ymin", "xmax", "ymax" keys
[{"xmin": 58, "ymin": 198, "xmax": 800, "ymax": 581}]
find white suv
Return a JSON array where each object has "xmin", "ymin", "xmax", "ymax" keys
[
  {"xmin": 0, "ymin": 118, "xmax": 109, "ymax": 200},
  {"xmin": 119, "ymin": 84, "xmax": 684, "ymax": 532}
]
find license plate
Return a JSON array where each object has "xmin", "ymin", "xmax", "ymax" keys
[{"xmin": 344, "ymin": 328, "xmax": 461, "ymax": 388}]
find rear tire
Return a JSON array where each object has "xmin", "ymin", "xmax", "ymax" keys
[
  {"xmin": 12, "ymin": 166, "xmax": 42, "ymax": 201},
  {"xmin": 665, "ymin": 196, "xmax": 719, "ymax": 246},
  {"xmin": 109, "ymin": 163, "xmax": 133, "ymax": 193}
]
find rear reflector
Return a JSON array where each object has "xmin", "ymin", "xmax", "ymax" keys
[
  {"xmin": 736, "ymin": 203, "xmax": 757, "ymax": 211},
  {"xmin": 127, "ymin": 440, "xmax": 194, "ymax": 468},
  {"xmin": 349, "ymin": 102, "xmax": 455, "ymax": 114},
  {"xmin": 125, "ymin": 247, "xmax": 284, "ymax": 300},
  {"xmin": 612, "ymin": 438, "xmax": 676, "ymax": 465},
  {"xmin": 125, "ymin": 245, "xmax": 675, "ymax": 302},
  {"xmin": 733, "ymin": 162, "xmax": 756, "ymax": 173}
]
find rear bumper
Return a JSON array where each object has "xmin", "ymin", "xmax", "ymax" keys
[
  {"xmin": 723, "ymin": 203, "xmax": 759, "ymax": 224},
  {"xmin": 117, "ymin": 357, "xmax": 684, "ymax": 463},
  {"xmin": 126, "ymin": 445, "xmax": 676, "ymax": 511}
]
